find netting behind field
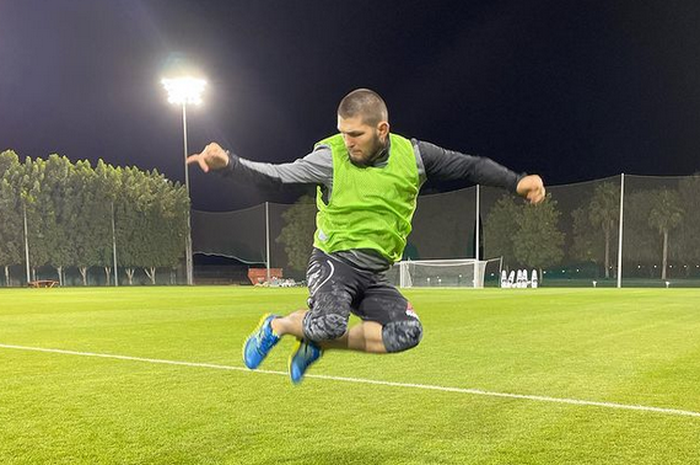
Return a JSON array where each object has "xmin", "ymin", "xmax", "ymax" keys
[
  {"xmin": 190, "ymin": 174, "xmax": 700, "ymax": 288},
  {"xmin": 480, "ymin": 176, "xmax": 623, "ymax": 287},
  {"xmin": 191, "ymin": 205, "xmax": 267, "ymax": 264},
  {"xmin": 621, "ymin": 175, "xmax": 700, "ymax": 286},
  {"xmin": 8, "ymin": 170, "xmax": 697, "ymax": 287},
  {"xmin": 407, "ymin": 188, "xmax": 477, "ymax": 259}
]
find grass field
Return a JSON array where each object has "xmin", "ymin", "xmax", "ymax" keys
[{"xmin": 1, "ymin": 287, "xmax": 699, "ymax": 464}]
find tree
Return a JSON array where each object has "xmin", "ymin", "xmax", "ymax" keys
[
  {"xmin": 42, "ymin": 154, "xmax": 78, "ymax": 286},
  {"xmin": 95, "ymin": 160, "xmax": 121, "ymax": 285},
  {"xmin": 157, "ymin": 178, "xmax": 188, "ymax": 284},
  {"xmin": 483, "ymin": 195, "xmax": 519, "ymax": 269},
  {"xmin": 22, "ymin": 157, "xmax": 52, "ymax": 280},
  {"xmin": 0, "ymin": 151, "xmax": 24, "ymax": 286},
  {"xmin": 648, "ymin": 188, "xmax": 683, "ymax": 280},
  {"xmin": 139, "ymin": 170, "xmax": 188, "ymax": 285},
  {"xmin": 276, "ymin": 194, "xmax": 316, "ymax": 273},
  {"xmin": 571, "ymin": 206, "xmax": 597, "ymax": 265},
  {"xmin": 623, "ymin": 190, "xmax": 659, "ymax": 277},
  {"xmin": 115, "ymin": 166, "xmax": 151, "ymax": 285},
  {"xmin": 110, "ymin": 166, "xmax": 188, "ymax": 285},
  {"xmin": 513, "ymin": 194, "xmax": 565, "ymax": 279},
  {"xmin": 72, "ymin": 159, "xmax": 114, "ymax": 286},
  {"xmin": 674, "ymin": 175, "xmax": 700, "ymax": 276},
  {"xmin": 588, "ymin": 182, "xmax": 619, "ymax": 278}
]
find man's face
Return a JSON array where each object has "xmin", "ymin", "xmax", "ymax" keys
[{"xmin": 337, "ymin": 115, "xmax": 388, "ymax": 166}]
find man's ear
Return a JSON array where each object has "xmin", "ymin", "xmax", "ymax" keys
[{"xmin": 377, "ymin": 121, "xmax": 390, "ymax": 138}]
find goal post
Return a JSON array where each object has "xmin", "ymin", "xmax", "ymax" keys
[{"xmin": 386, "ymin": 258, "xmax": 502, "ymax": 288}]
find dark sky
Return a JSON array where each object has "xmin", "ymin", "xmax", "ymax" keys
[{"xmin": 2, "ymin": 0, "xmax": 700, "ymax": 210}]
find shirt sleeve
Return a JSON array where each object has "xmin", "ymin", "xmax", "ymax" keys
[
  {"xmin": 416, "ymin": 140, "xmax": 524, "ymax": 193},
  {"xmin": 217, "ymin": 146, "xmax": 333, "ymax": 187}
]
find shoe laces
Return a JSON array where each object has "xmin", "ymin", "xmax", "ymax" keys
[{"xmin": 255, "ymin": 321, "xmax": 277, "ymax": 354}]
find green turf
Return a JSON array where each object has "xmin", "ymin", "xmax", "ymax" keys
[{"xmin": 1, "ymin": 287, "xmax": 699, "ymax": 464}]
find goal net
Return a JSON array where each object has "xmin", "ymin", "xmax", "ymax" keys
[{"xmin": 385, "ymin": 258, "xmax": 501, "ymax": 288}]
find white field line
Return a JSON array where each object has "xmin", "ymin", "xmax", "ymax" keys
[{"xmin": 1, "ymin": 343, "xmax": 699, "ymax": 419}]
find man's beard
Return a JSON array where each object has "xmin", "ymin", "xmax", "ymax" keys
[{"xmin": 350, "ymin": 135, "xmax": 386, "ymax": 167}]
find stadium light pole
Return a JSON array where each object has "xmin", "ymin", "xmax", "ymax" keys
[
  {"xmin": 475, "ymin": 184, "xmax": 481, "ymax": 288},
  {"xmin": 162, "ymin": 77, "xmax": 206, "ymax": 286},
  {"xmin": 22, "ymin": 201, "xmax": 30, "ymax": 285},
  {"xmin": 616, "ymin": 173, "xmax": 625, "ymax": 289}
]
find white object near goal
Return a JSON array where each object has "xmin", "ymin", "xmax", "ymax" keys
[{"xmin": 386, "ymin": 258, "xmax": 500, "ymax": 288}]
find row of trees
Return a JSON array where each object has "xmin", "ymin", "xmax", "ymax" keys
[
  {"xmin": 0, "ymin": 150, "xmax": 189, "ymax": 286},
  {"xmin": 486, "ymin": 177, "xmax": 700, "ymax": 280}
]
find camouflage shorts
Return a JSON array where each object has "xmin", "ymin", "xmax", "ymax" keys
[{"xmin": 303, "ymin": 248, "xmax": 423, "ymax": 352}]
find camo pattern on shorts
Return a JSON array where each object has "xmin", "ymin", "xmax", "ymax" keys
[
  {"xmin": 302, "ymin": 248, "xmax": 422, "ymax": 352},
  {"xmin": 303, "ymin": 251, "xmax": 353, "ymax": 341},
  {"xmin": 382, "ymin": 319, "xmax": 423, "ymax": 353}
]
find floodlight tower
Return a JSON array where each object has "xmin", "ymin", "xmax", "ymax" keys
[{"xmin": 162, "ymin": 77, "xmax": 206, "ymax": 285}]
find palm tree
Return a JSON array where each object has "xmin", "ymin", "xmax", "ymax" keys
[
  {"xmin": 588, "ymin": 182, "xmax": 619, "ymax": 278},
  {"xmin": 648, "ymin": 188, "xmax": 683, "ymax": 280}
]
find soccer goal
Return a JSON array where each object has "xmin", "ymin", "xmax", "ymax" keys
[{"xmin": 386, "ymin": 258, "xmax": 501, "ymax": 288}]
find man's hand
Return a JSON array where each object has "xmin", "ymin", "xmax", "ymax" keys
[
  {"xmin": 187, "ymin": 142, "xmax": 230, "ymax": 173},
  {"xmin": 516, "ymin": 174, "xmax": 546, "ymax": 204}
]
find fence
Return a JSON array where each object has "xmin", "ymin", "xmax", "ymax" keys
[
  {"xmin": 191, "ymin": 174, "xmax": 700, "ymax": 288},
  {"xmin": 3, "ymin": 174, "xmax": 699, "ymax": 287}
]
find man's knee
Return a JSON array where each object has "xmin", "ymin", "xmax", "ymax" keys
[
  {"xmin": 382, "ymin": 319, "xmax": 423, "ymax": 353},
  {"xmin": 302, "ymin": 312, "xmax": 348, "ymax": 342}
]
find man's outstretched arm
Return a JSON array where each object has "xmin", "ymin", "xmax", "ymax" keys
[
  {"xmin": 416, "ymin": 140, "xmax": 545, "ymax": 204},
  {"xmin": 187, "ymin": 141, "xmax": 333, "ymax": 186}
]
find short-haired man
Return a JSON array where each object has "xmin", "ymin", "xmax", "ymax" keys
[{"xmin": 188, "ymin": 88, "xmax": 545, "ymax": 384}]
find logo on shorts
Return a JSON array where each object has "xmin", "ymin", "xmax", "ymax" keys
[{"xmin": 406, "ymin": 302, "xmax": 419, "ymax": 320}]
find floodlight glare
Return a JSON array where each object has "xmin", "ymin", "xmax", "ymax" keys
[{"xmin": 161, "ymin": 77, "xmax": 206, "ymax": 105}]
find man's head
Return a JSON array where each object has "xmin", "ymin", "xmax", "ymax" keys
[{"xmin": 337, "ymin": 88, "xmax": 390, "ymax": 166}]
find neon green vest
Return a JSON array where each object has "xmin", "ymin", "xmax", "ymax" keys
[{"xmin": 313, "ymin": 133, "xmax": 419, "ymax": 262}]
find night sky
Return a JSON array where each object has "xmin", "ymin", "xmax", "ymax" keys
[{"xmin": 2, "ymin": 0, "xmax": 700, "ymax": 210}]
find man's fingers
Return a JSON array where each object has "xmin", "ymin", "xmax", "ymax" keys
[
  {"xmin": 186, "ymin": 153, "xmax": 210, "ymax": 173},
  {"xmin": 185, "ymin": 143, "xmax": 227, "ymax": 173},
  {"xmin": 529, "ymin": 186, "xmax": 546, "ymax": 204}
]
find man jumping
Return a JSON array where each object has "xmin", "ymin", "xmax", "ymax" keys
[{"xmin": 187, "ymin": 88, "xmax": 545, "ymax": 384}]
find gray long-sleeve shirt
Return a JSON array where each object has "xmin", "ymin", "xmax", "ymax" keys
[{"xmin": 220, "ymin": 136, "xmax": 524, "ymax": 270}]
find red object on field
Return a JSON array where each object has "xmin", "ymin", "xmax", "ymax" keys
[{"xmin": 247, "ymin": 268, "xmax": 283, "ymax": 285}]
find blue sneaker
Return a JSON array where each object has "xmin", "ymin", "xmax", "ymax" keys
[
  {"xmin": 243, "ymin": 314, "xmax": 280, "ymax": 369},
  {"xmin": 289, "ymin": 339, "xmax": 323, "ymax": 384}
]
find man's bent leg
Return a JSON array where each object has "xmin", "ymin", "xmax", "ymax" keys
[
  {"xmin": 270, "ymin": 309, "xmax": 307, "ymax": 339},
  {"xmin": 270, "ymin": 311, "xmax": 392, "ymax": 354},
  {"xmin": 319, "ymin": 320, "xmax": 387, "ymax": 353},
  {"xmin": 353, "ymin": 279, "xmax": 424, "ymax": 354},
  {"xmin": 319, "ymin": 318, "xmax": 423, "ymax": 354}
]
